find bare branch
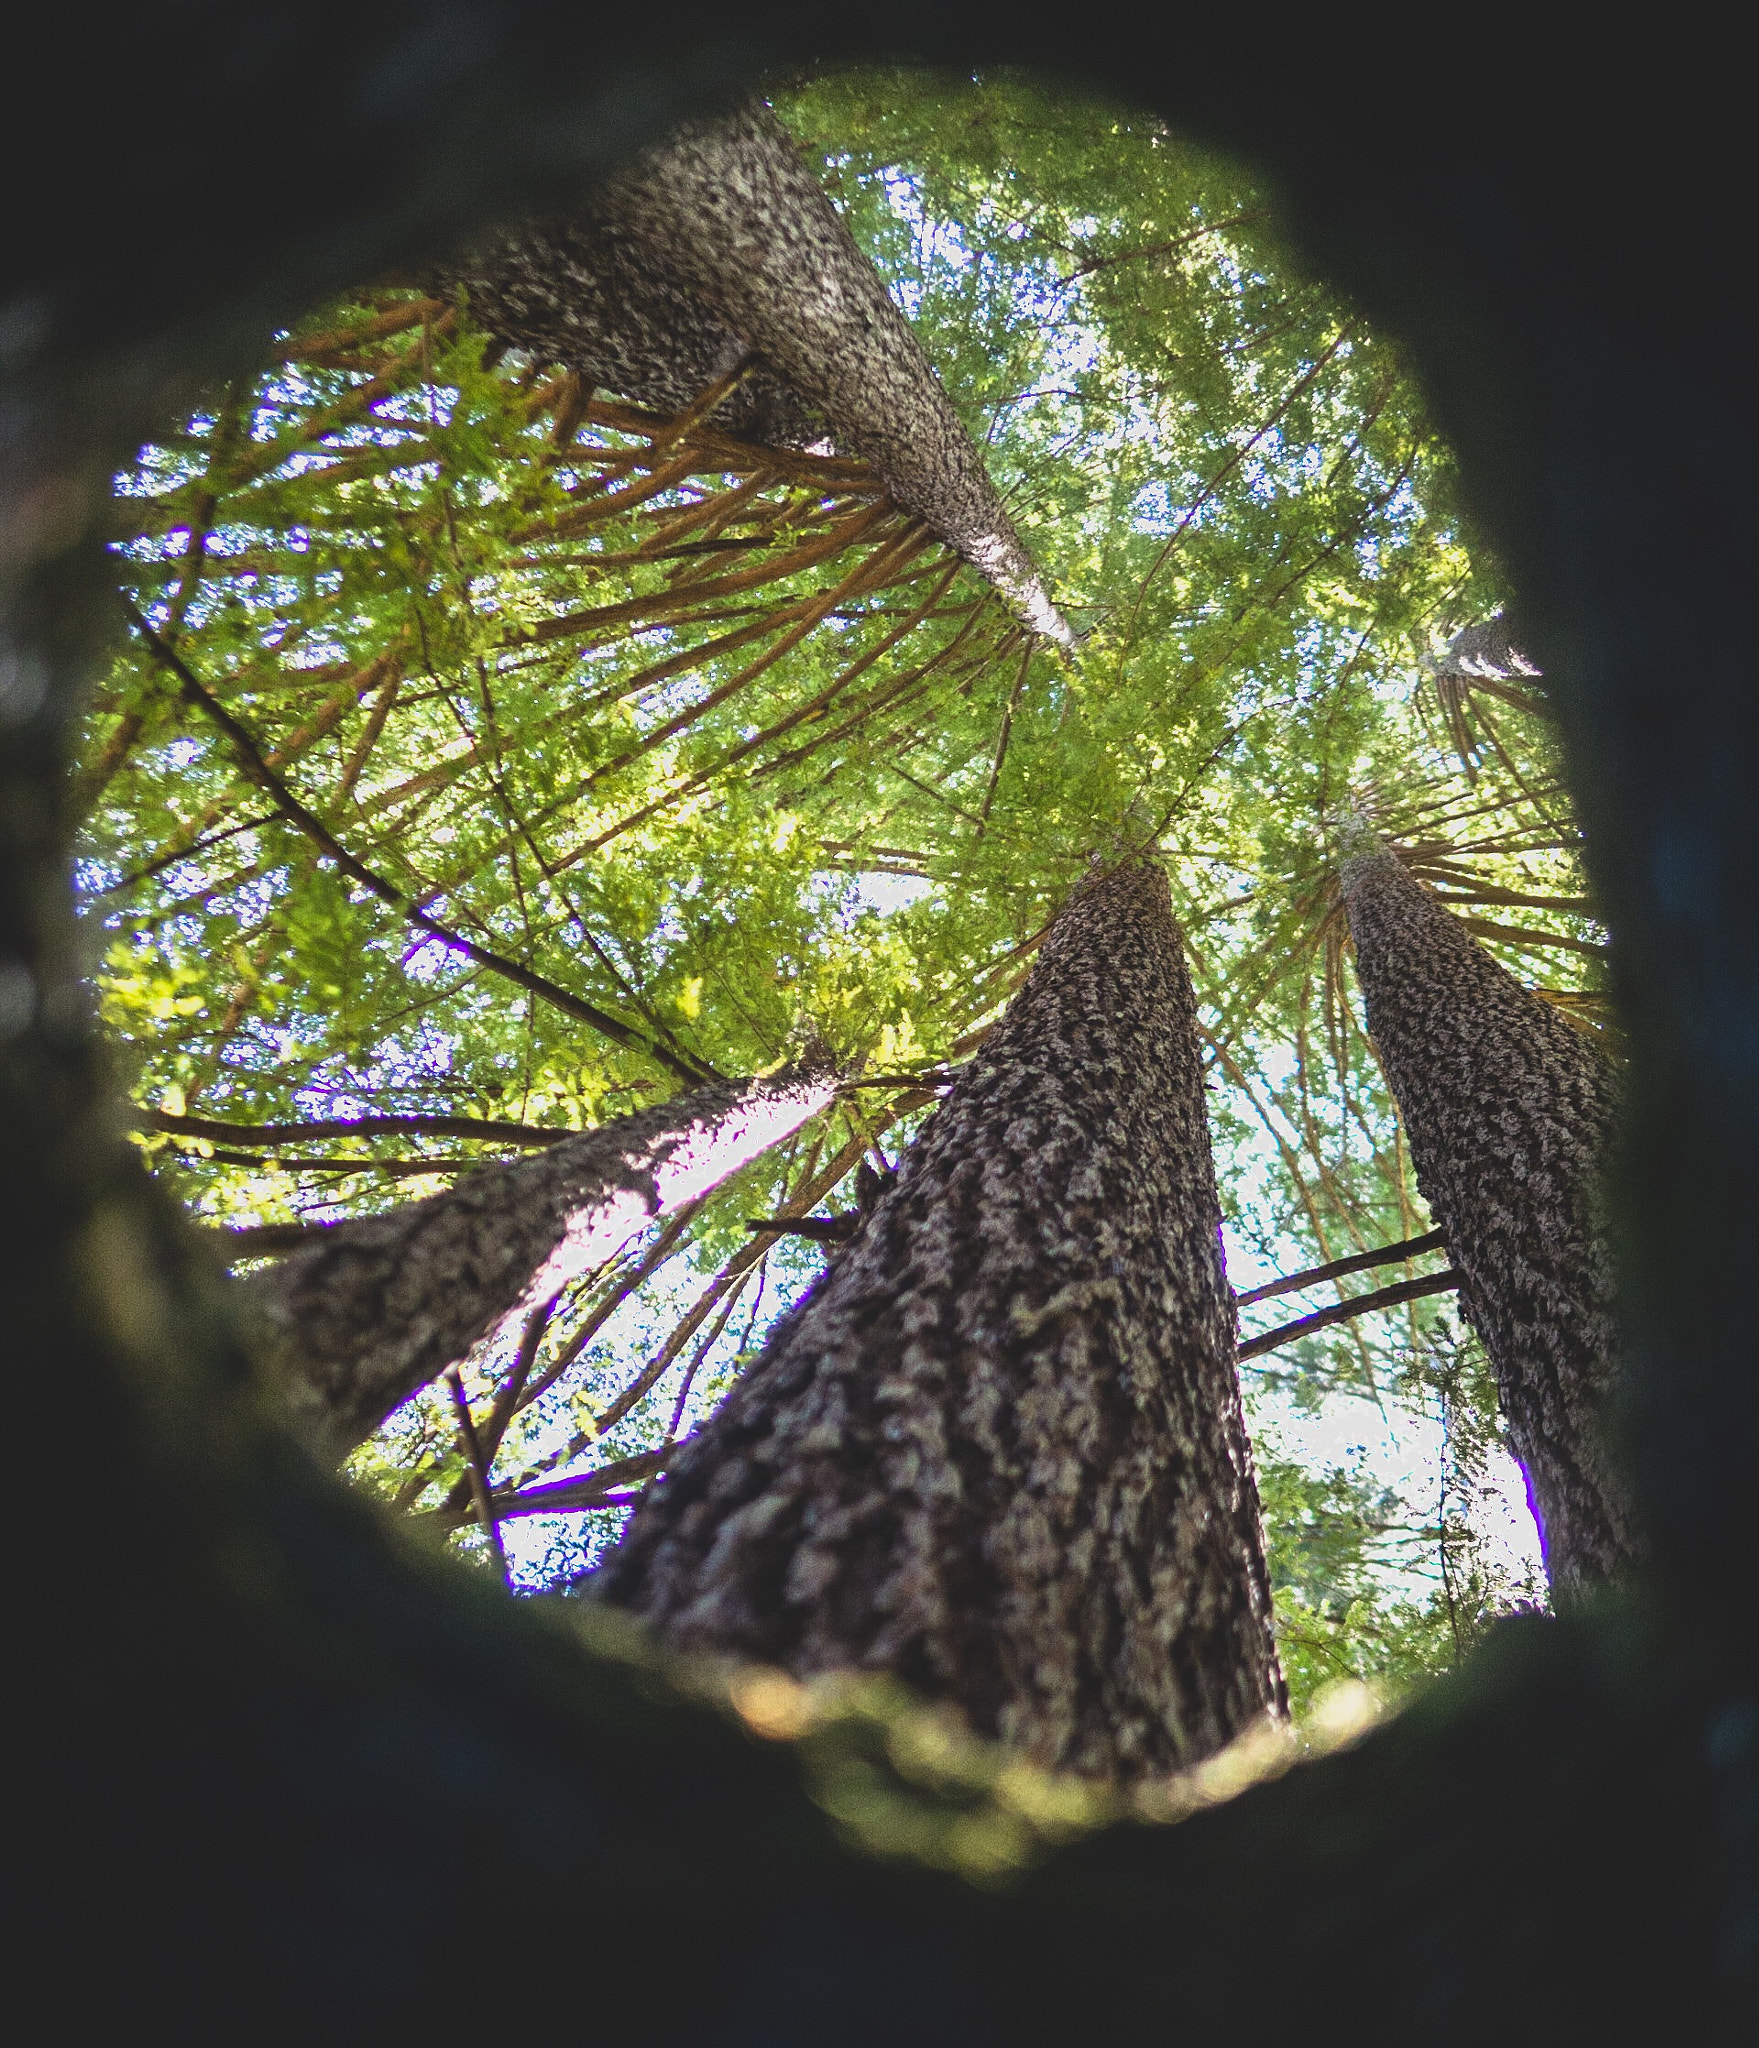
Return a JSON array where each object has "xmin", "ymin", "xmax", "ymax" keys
[
  {"xmin": 143, "ymin": 1109, "xmax": 571, "ymax": 1150},
  {"xmin": 1238, "ymin": 1270, "xmax": 1463, "ymax": 1361},
  {"xmin": 1235, "ymin": 1228, "xmax": 1448, "ymax": 1306}
]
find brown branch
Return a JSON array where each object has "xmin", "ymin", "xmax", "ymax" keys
[
  {"xmin": 552, "ymin": 523, "xmax": 939, "ymax": 867},
  {"xmin": 1123, "ymin": 327, "xmax": 1349, "ymax": 640},
  {"xmin": 1458, "ymin": 916, "xmax": 1604, "ymax": 959},
  {"xmin": 107, "ymin": 641, "xmax": 394, "ymax": 898},
  {"xmin": 744, "ymin": 1213, "xmax": 858, "ymax": 1243},
  {"xmin": 142, "ymin": 1109, "xmax": 571, "ymax": 1149},
  {"xmin": 1237, "ymin": 1270, "xmax": 1463, "ymax": 1361},
  {"xmin": 498, "ymin": 1128, "xmax": 885, "ymax": 1494},
  {"xmin": 749, "ymin": 595, "xmax": 1001, "ymax": 786},
  {"xmin": 444, "ymin": 1366, "xmax": 510, "ymax": 1582},
  {"xmin": 579, "ymin": 397, "xmax": 876, "ymax": 486},
  {"xmin": 337, "ymin": 659, "xmax": 405, "ymax": 802},
  {"xmin": 277, "ymin": 296, "xmax": 448, "ymax": 365},
  {"xmin": 187, "ymin": 1149, "xmax": 494, "ymax": 1180},
  {"xmin": 1428, "ymin": 887, "xmax": 1595, "ymax": 915},
  {"xmin": 218, "ymin": 316, "xmax": 455, "ymax": 494},
  {"xmin": 507, "ymin": 1199, "xmax": 709, "ymax": 1420},
  {"xmin": 836, "ymin": 1071, "xmax": 958, "ymax": 1091},
  {"xmin": 120, "ymin": 600, "xmax": 713, "ymax": 1087},
  {"xmin": 515, "ymin": 445, "xmax": 717, "ymax": 543},
  {"xmin": 431, "ymin": 1204, "xmax": 706, "ymax": 1526},
  {"xmin": 423, "ymin": 1448, "xmax": 669, "ymax": 1532},
  {"xmin": 202, "ymin": 1222, "xmax": 336, "ymax": 1258},
  {"xmin": 976, "ymin": 641, "xmax": 1032, "ymax": 836},
  {"xmin": 1234, "ymin": 1228, "xmax": 1449, "ymax": 1306},
  {"xmin": 510, "ymin": 497, "xmax": 896, "ymax": 644},
  {"xmin": 1056, "ymin": 210, "xmax": 1269, "ymax": 285},
  {"xmin": 562, "ymin": 551, "xmax": 967, "ymax": 856}
]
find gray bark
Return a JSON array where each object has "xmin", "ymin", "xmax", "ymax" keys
[
  {"xmin": 1340, "ymin": 833, "xmax": 1640, "ymax": 1595},
  {"xmin": 1430, "ymin": 613, "xmax": 1541, "ymax": 682},
  {"xmin": 450, "ymin": 104, "xmax": 1078, "ymax": 650},
  {"xmin": 450, "ymin": 211, "xmax": 826, "ymax": 452},
  {"xmin": 596, "ymin": 861, "xmax": 1284, "ymax": 1779},
  {"xmin": 246, "ymin": 1055, "xmax": 836, "ymax": 1458}
]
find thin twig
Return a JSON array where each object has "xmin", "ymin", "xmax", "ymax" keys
[{"xmin": 445, "ymin": 1366, "xmax": 510, "ymax": 1584}]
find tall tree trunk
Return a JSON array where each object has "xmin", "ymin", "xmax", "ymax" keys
[
  {"xmin": 596, "ymin": 861, "xmax": 1283, "ymax": 1779},
  {"xmin": 247, "ymin": 1054, "xmax": 835, "ymax": 1458},
  {"xmin": 1340, "ymin": 832, "xmax": 1639, "ymax": 1595},
  {"xmin": 451, "ymin": 104, "xmax": 1079, "ymax": 650}
]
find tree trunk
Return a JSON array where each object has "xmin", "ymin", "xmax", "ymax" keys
[
  {"xmin": 247, "ymin": 1054, "xmax": 836, "ymax": 1458},
  {"xmin": 451, "ymin": 104, "xmax": 1079, "ymax": 650},
  {"xmin": 1431, "ymin": 613, "xmax": 1541, "ymax": 684},
  {"xmin": 448, "ymin": 205, "xmax": 826, "ymax": 453},
  {"xmin": 596, "ymin": 861, "xmax": 1283, "ymax": 1778},
  {"xmin": 1340, "ymin": 833, "xmax": 1639, "ymax": 1594}
]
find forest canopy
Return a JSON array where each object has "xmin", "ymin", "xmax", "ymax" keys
[{"xmin": 79, "ymin": 69, "xmax": 1608, "ymax": 1715}]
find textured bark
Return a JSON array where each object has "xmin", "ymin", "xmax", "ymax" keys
[
  {"xmin": 451, "ymin": 105, "xmax": 1078, "ymax": 649},
  {"xmin": 597, "ymin": 861, "xmax": 1283, "ymax": 1778},
  {"xmin": 1431, "ymin": 613, "xmax": 1541, "ymax": 683},
  {"xmin": 451, "ymin": 210, "xmax": 825, "ymax": 451},
  {"xmin": 1341, "ymin": 836, "xmax": 1639, "ymax": 1594},
  {"xmin": 247, "ymin": 1055, "xmax": 835, "ymax": 1457}
]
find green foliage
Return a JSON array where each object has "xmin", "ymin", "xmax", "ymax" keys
[
  {"xmin": 1257, "ymin": 1323, "xmax": 1546, "ymax": 1718},
  {"xmin": 81, "ymin": 68, "xmax": 1597, "ymax": 1703}
]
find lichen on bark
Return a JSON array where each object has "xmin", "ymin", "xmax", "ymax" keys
[
  {"xmin": 1340, "ymin": 831, "xmax": 1639, "ymax": 1596},
  {"xmin": 595, "ymin": 860, "xmax": 1283, "ymax": 1779}
]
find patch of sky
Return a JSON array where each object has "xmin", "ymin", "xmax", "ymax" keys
[
  {"xmin": 381, "ymin": 387, "xmax": 458, "ymax": 428},
  {"xmin": 257, "ymin": 370, "xmax": 317, "ymax": 414},
  {"xmin": 814, "ymin": 869, "xmax": 934, "ymax": 918},
  {"xmin": 1250, "ymin": 1374, "xmax": 1544, "ymax": 1606},
  {"xmin": 1289, "ymin": 617, "xmax": 1334, "ymax": 690},
  {"xmin": 487, "ymin": 1223, "xmax": 833, "ymax": 1590},
  {"xmin": 640, "ymin": 676, "xmax": 706, "ymax": 724},
  {"xmin": 879, "ymin": 167, "xmax": 975, "ymax": 319},
  {"xmin": 288, "ymin": 640, "xmax": 351, "ymax": 670},
  {"xmin": 114, "ymin": 530, "xmax": 191, "ymax": 563},
  {"xmin": 1384, "ymin": 475, "xmax": 1421, "ymax": 527},
  {"xmin": 1131, "ymin": 480, "xmax": 1185, "ymax": 536},
  {"xmin": 73, "ymin": 857, "xmax": 122, "ymax": 898},
  {"xmin": 1213, "ymin": 1057, "xmax": 1547, "ymax": 1606},
  {"xmin": 401, "ymin": 932, "xmax": 476, "ymax": 985},
  {"xmin": 115, "ymin": 448, "xmax": 206, "ymax": 496},
  {"xmin": 648, "ymin": 904, "xmax": 688, "ymax": 954},
  {"xmin": 273, "ymin": 449, "xmax": 344, "ymax": 482}
]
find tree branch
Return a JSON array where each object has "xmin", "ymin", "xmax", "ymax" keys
[
  {"xmin": 245, "ymin": 1059, "xmax": 838, "ymax": 1457},
  {"xmin": 120, "ymin": 600, "xmax": 714, "ymax": 1087},
  {"xmin": 1237, "ymin": 1269, "xmax": 1463, "ymax": 1360},
  {"xmin": 1235, "ymin": 1227, "xmax": 1448, "ymax": 1305},
  {"xmin": 142, "ymin": 1108, "xmax": 571, "ymax": 1150},
  {"xmin": 745, "ymin": 1213, "xmax": 858, "ymax": 1243},
  {"xmin": 445, "ymin": 1366, "xmax": 510, "ymax": 1582}
]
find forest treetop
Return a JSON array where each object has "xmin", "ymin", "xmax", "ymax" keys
[{"xmin": 80, "ymin": 67, "xmax": 1602, "ymax": 1704}]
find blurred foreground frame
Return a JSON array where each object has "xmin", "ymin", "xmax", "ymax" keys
[{"xmin": 4, "ymin": 7, "xmax": 1750, "ymax": 2040}]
